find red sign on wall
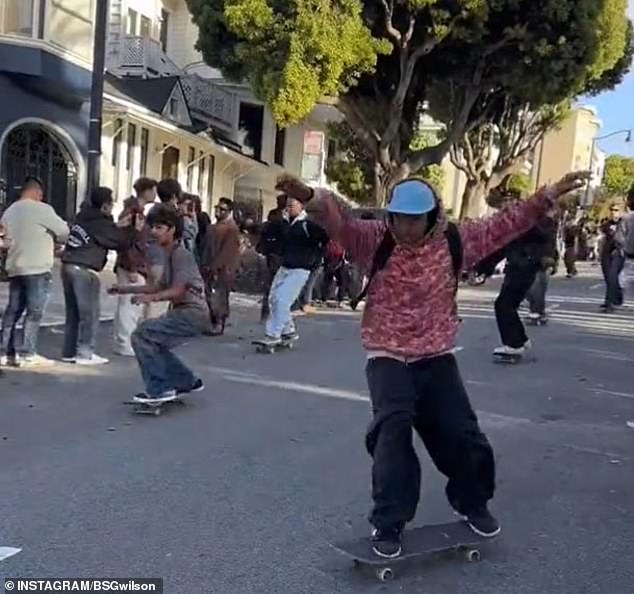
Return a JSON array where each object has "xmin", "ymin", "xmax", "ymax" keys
[{"xmin": 303, "ymin": 131, "xmax": 324, "ymax": 155}]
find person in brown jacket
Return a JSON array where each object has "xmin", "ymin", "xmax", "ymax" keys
[{"xmin": 201, "ymin": 197, "xmax": 241, "ymax": 335}]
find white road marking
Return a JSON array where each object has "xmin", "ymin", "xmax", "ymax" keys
[
  {"xmin": 589, "ymin": 388, "xmax": 634, "ymax": 400},
  {"xmin": 0, "ymin": 547, "xmax": 22, "ymax": 561},
  {"xmin": 590, "ymin": 283, "xmax": 604, "ymax": 290},
  {"xmin": 578, "ymin": 348, "xmax": 634, "ymax": 362}
]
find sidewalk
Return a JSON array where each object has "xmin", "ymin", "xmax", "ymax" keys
[{"xmin": 0, "ymin": 260, "xmax": 261, "ymax": 327}]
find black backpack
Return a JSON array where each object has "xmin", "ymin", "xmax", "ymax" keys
[{"xmin": 350, "ymin": 222, "xmax": 463, "ymax": 310}]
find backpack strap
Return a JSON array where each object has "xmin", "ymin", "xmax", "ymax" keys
[
  {"xmin": 350, "ymin": 222, "xmax": 463, "ymax": 311},
  {"xmin": 350, "ymin": 229, "xmax": 395, "ymax": 310},
  {"xmin": 444, "ymin": 221, "xmax": 463, "ymax": 295}
]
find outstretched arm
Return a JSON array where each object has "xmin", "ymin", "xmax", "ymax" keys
[
  {"xmin": 459, "ymin": 171, "xmax": 590, "ymax": 271},
  {"xmin": 276, "ymin": 176, "xmax": 384, "ymax": 271}
]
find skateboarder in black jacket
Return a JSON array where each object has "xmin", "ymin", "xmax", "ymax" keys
[{"xmin": 492, "ymin": 210, "xmax": 558, "ymax": 358}]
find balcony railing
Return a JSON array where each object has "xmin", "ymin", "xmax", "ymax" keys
[
  {"xmin": 107, "ymin": 36, "xmax": 236, "ymax": 133},
  {"xmin": 0, "ymin": 0, "xmax": 37, "ymax": 37},
  {"xmin": 108, "ymin": 35, "xmax": 180, "ymax": 78},
  {"xmin": 180, "ymin": 74, "xmax": 236, "ymax": 133}
]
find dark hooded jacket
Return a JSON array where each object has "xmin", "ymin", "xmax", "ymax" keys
[{"xmin": 62, "ymin": 204, "xmax": 137, "ymax": 272}]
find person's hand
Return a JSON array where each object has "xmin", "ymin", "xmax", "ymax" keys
[
  {"xmin": 275, "ymin": 174, "xmax": 313, "ymax": 203},
  {"xmin": 551, "ymin": 171, "xmax": 592, "ymax": 197},
  {"xmin": 132, "ymin": 294, "xmax": 153, "ymax": 306},
  {"xmin": 118, "ymin": 214, "xmax": 133, "ymax": 228}
]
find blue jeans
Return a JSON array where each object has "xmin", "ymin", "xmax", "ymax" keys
[
  {"xmin": 0, "ymin": 272, "xmax": 52, "ymax": 358},
  {"xmin": 265, "ymin": 267, "xmax": 310, "ymax": 339},
  {"xmin": 61, "ymin": 264, "xmax": 101, "ymax": 359},
  {"xmin": 131, "ymin": 311, "xmax": 199, "ymax": 397}
]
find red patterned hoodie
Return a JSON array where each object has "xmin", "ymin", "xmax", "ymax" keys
[{"xmin": 310, "ymin": 188, "xmax": 556, "ymax": 360}]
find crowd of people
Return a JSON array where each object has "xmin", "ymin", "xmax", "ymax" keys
[
  {"xmin": 0, "ymin": 175, "xmax": 245, "ymax": 400},
  {"xmin": 2, "ymin": 169, "xmax": 634, "ymax": 559},
  {"xmin": 0, "ymin": 173, "xmax": 359, "ymax": 394}
]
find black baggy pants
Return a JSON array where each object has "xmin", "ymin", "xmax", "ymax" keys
[
  {"xmin": 494, "ymin": 264, "xmax": 539, "ymax": 348},
  {"xmin": 365, "ymin": 355, "xmax": 495, "ymax": 531}
]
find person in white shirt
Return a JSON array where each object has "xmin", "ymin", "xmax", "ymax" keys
[{"xmin": 0, "ymin": 177, "xmax": 69, "ymax": 367}]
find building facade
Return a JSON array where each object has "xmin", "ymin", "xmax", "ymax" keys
[
  {"xmin": 103, "ymin": 0, "xmax": 336, "ymax": 219},
  {"xmin": 0, "ymin": 0, "xmax": 94, "ymax": 219},
  {"xmin": 0, "ymin": 0, "xmax": 335, "ymax": 221},
  {"xmin": 532, "ymin": 106, "xmax": 604, "ymax": 205}
]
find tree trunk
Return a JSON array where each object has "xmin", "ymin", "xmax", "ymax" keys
[
  {"xmin": 372, "ymin": 162, "xmax": 412, "ymax": 207},
  {"xmin": 459, "ymin": 179, "xmax": 484, "ymax": 220},
  {"xmin": 373, "ymin": 165, "xmax": 389, "ymax": 207}
]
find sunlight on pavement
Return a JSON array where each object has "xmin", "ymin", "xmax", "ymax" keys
[{"xmin": 7, "ymin": 363, "xmax": 105, "ymax": 377}]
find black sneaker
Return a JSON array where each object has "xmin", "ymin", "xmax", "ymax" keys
[
  {"xmin": 466, "ymin": 506, "xmax": 501, "ymax": 537},
  {"xmin": 177, "ymin": 378, "xmax": 204, "ymax": 395},
  {"xmin": 371, "ymin": 527, "xmax": 403, "ymax": 558}
]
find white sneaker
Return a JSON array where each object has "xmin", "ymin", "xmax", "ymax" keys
[
  {"xmin": 494, "ymin": 345, "xmax": 525, "ymax": 356},
  {"xmin": 113, "ymin": 349, "xmax": 135, "ymax": 358},
  {"xmin": 61, "ymin": 356, "xmax": 76, "ymax": 363},
  {"xmin": 133, "ymin": 390, "xmax": 176, "ymax": 403},
  {"xmin": 626, "ymin": 421, "xmax": 634, "ymax": 429},
  {"xmin": 19, "ymin": 354, "xmax": 55, "ymax": 368},
  {"xmin": 0, "ymin": 355, "xmax": 21, "ymax": 367},
  {"xmin": 75, "ymin": 354, "xmax": 110, "ymax": 366}
]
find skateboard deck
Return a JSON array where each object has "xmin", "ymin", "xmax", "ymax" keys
[
  {"xmin": 525, "ymin": 317, "xmax": 548, "ymax": 326},
  {"xmin": 492, "ymin": 352, "xmax": 535, "ymax": 364},
  {"xmin": 124, "ymin": 396, "xmax": 186, "ymax": 416},
  {"xmin": 252, "ymin": 336, "xmax": 298, "ymax": 354},
  {"xmin": 331, "ymin": 521, "xmax": 490, "ymax": 582}
]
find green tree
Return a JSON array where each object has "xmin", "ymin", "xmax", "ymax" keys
[
  {"xmin": 187, "ymin": 0, "xmax": 632, "ymax": 205},
  {"xmin": 325, "ymin": 121, "xmax": 445, "ymax": 205},
  {"xmin": 324, "ymin": 121, "xmax": 374, "ymax": 204},
  {"xmin": 588, "ymin": 188, "xmax": 624, "ymax": 222},
  {"xmin": 601, "ymin": 154, "xmax": 634, "ymax": 197}
]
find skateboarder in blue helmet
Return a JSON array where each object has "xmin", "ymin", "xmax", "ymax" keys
[{"xmin": 278, "ymin": 170, "xmax": 590, "ymax": 559}]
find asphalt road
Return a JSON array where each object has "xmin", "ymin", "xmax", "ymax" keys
[{"xmin": 1, "ymin": 264, "xmax": 633, "ymax": 594}]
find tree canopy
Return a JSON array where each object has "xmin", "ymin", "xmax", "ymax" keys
[
  {"xmin": 187, "ymin": 0, "xmax": 633, "ymax": 204},
  {"xmin": 325, "ymin": 121, "xmax": 445, "ymax": 205},
  {"xmin": 602, "ymin": 154, "xmax": 634, "ymax": 197}
]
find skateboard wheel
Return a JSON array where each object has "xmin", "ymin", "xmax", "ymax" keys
[
  {"xmin": 377, "ymin": 567, "xmax": 393, "ymax": 582},
  {"xmin": 153, "ymin": 408, "xmax": 161, "ymax": 416},
  {"xmin": 466, "ymin": 548, "xmax": 480, "ymax": 562}
]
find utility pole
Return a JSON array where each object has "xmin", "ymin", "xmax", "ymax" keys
[{"xmin": 86, "ymin": 0, "xmax": 109, "ymax": 194}]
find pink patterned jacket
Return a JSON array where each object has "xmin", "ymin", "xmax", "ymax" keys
[{"xmin": 311, "ymin": 188, "xmax": 556, "ymax": 359}]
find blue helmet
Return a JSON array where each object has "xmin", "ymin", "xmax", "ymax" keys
[{"xmin": 387, "ymin": 179, "xmax": 437, "ymax": 215}]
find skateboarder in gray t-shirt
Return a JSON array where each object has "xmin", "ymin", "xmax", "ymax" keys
[{"xmin": 109, "ymin": 205, "xmax": 211, "ymax": 402}]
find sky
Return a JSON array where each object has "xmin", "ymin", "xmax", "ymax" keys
[{"xmin": 582, "ymin": 0, "xmax": 634, "ymax": 157}]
